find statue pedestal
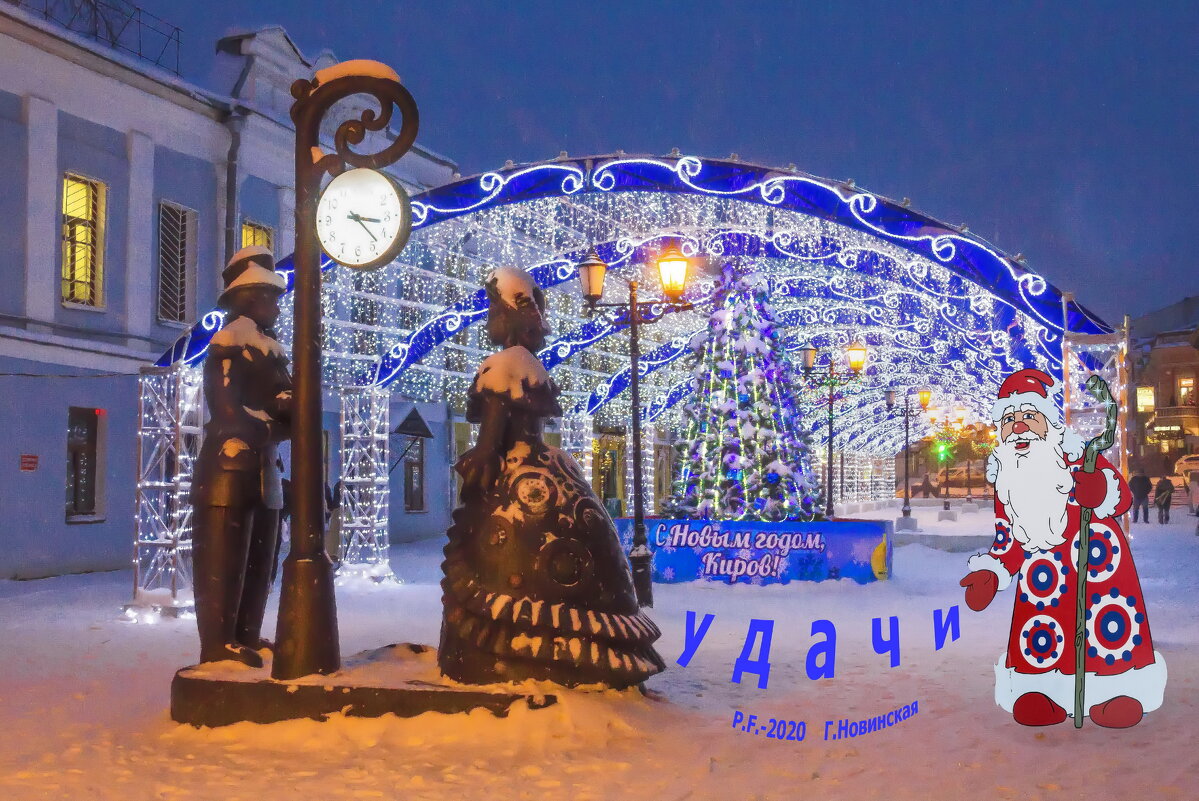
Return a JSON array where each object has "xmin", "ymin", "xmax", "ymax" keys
[{"xmin": 171, "ymin": 643, "xmax": 556, "ymax": 727}]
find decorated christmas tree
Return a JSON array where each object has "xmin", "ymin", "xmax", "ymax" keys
[{"xmin": 668, "ymin": 267, "xmax": 819, "ymax": 521}]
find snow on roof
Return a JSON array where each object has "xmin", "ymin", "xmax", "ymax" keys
[{"xmin": 228, "ymin": 245, "xmax": 274, "ymax": 267}]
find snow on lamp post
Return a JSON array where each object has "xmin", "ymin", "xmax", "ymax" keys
[
  {"xmin": 580, "ymin": 244, "xmax": 692, "ymax": 607},
  {"xmin": 802, "ymin": 342, "xmax": 867, "ymax": 519},
  {"xmin": 274, "ymin": 61, "xmax": 418, "ymax": 680}
]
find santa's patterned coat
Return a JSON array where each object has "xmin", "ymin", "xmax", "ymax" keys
[{"xmin": 969, "ymin": 452, "xmax": 1167, "ymax": 715}]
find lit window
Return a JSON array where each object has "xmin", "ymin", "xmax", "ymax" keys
[
  {"xmin": 66, "ymin": 407, "xmax": 103, "ymax": 518},
  {"xmin": 1136, "ymin": 386, "xmax": 1155, "ymax": 413},
  {"xmin": 1179, "ymin": 377, "xmax": 1194, "ymax": 405},
  {"xmin": 61, "ymin": 173, "xmax": 106, "ymax": 306},
  {"xmin": 157, "ymin": 202, "xmax": 197, "ymax": 323},
  {"xmin": 241, "ymin": 219, "xmax": 273, "ymax": 251},
  {"xmin": 404, "ymin": 438, "xmax": 425, "ymax": 512}
]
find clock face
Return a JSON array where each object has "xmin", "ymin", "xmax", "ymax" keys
[{"xmin": 316, "ymin": 167, "xmax": 412, "ymax": 269}]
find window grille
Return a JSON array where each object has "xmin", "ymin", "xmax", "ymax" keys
[
  {"xmin": 61, "ymin": 174, "xmax": 106, "ymax": 306},
  {"xmin": 66, "ymin": 407, "xmax": 100, "ymax": 517},
  {"xmin": 157, "ymin": 202, "xmax": 196, "ymax": 323},
  {"xmin": 241, "ymin": 219, "xmax": 274, "ymax": 251}
]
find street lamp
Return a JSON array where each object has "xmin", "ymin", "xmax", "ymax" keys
[
  {"xmin": 802, "ymin": 342, "xmax": 868, "ymax": 519},
  {"xmin": 964, "ymin": 422, "xmax": 997, "ymax": 507},
  {"xmin": 579, "ymin": 244, "xmax": 693, "ymax": 607},
  {"xmin": 932, "ymin": 409, "xmax": 965, "ymax": 512},
  {"xmin": 885, "ymin": 387, "xmax": 931, "ymax": 523},
  {"xmin": 655, "ymin": 244, "xmax": 690, "ymax": 302}
]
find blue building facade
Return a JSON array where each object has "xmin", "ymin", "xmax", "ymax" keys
[{"xmin": 0, "ymin": 5, "xmax": 458, "ymax": 578}]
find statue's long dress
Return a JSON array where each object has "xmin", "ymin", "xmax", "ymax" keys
[{"xmin": 439, "ymin": 346, "xmax": 666, "ymax": 688}]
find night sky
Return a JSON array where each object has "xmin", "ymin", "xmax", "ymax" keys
[{"xmin": 140, "ymin": 0, "xmax": 1197, "ymax": 325}]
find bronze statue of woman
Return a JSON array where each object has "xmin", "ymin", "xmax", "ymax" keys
[{"xmin": 439, "ymin": 267, "xmax": 665, "ymax": 688}]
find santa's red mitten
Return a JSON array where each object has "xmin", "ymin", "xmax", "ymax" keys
[
  {"xmin": 1072, "ymin": 468, "xmax": 1108, "ymax": 510},
  {"xmin": 959, "ymin": 570, "xmax": 999, "ymax": 611}
]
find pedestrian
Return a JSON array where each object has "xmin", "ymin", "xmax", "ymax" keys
[
  {"xmin": 1154, "ymin": 475, "xmax": 1174, "ymax": 524},
  {"xmin": 919, "ymin": 473, "xmax": 936, "ymax": 499},
  {"xmin": 1128, "ymin": 468, "xmax": 1152, "ymax": 524}
]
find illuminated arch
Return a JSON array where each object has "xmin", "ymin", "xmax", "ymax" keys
[{"xmin": 157, "ymin": 153, "xmax": 1111, "ymax": 455}]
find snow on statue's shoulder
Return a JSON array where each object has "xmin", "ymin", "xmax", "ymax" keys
[
  {"xmin": 474, "ymin": 346, "xmax": 549, "ymax": 399},
  {"xmin": 314, "ymin": 59, "xmax": 400, "ymax": 85},
  {"xmin": 210, "ymin": 316, "xmax": 284, "ymax": 358}
]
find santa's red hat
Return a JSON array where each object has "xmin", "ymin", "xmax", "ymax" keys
[{"xmin": 990, "ymin": 368, "xmax": 1062, "ymax": 425}]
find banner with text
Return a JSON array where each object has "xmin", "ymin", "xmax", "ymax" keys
[{"xmin": 614, "ymin": 518, "xmax": 893, "ymax": 585}]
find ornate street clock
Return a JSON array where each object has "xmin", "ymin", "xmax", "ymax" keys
[{"xmin": 316, "ymin": 167, "xmax": 412, "ymax": 270}]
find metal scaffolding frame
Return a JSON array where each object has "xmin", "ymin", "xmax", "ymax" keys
[
  {"xmin": 127, "ymin": 363, "xmax": 202, "ymax": 619},
  {"xmin": 336, "ymin": 387, "xmax": 396, "ymax": 583}
]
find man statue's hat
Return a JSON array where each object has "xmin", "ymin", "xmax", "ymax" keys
[
  {"xmin": 219, "ymin": 246, "xmax": 287, "ymax": 303},
  {"xmin": 991, "ymin": 368, "xmax": 1061, "ymax": 424}
]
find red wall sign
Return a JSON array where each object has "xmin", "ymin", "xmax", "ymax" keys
[{"xmin": 19, "ymin": 454, "xmax": 38, "ymax": 472}]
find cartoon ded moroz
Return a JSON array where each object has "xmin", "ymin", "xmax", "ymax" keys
[{"xmin": 959, "ymin": 369, "xmax": 1166, "ymax": 727}]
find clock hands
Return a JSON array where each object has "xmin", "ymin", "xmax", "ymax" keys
[{"xmin": 346, "ymin": 212, "xmax": 378, "ymax": 242}]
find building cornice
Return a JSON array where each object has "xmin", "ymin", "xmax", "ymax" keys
[{"xmin": 0, "ymin": 324, "xmax": 157, "ymax": 373}]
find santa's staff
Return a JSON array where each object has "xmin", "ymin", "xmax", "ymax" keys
[{"xmin": 1072, "ymin": 374, "xmax": 1118, "ymax": 728}]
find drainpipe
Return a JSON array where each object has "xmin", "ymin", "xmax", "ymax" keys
[
  {"xmin": 222, "ymin": 111, "xmax": 245, "ymax": 264},
  {"xmin": 222, "ymin": 52, "xmax": 256, "ymax": 264}
]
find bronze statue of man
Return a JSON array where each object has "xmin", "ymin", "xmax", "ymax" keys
[{"xmin": 190, "ymin": 246, "xmax": 292, "ymax": 667}]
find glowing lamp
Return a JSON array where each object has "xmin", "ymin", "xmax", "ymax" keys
[
  {"xmin": 577, "ymin": 249, "xmax": 608, "ymax": 307},
  {"xmin": 918, "ymin": 388, "xmax": 932, "ymax": 410},
  {"xmin": 656, "ymin": 244, "xmax": 690, "ymax": 302},
  {"xmin": 846, "ymin": 341, "xmax": 867, "ymax": 374},
  {"xmin": 800, "ymin": 344, "xmax": 817, "ymax": 374}
]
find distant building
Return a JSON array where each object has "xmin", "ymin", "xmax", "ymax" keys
[
  {"xmin": 1130, "ymin": 296, "xmax": 1199, "ymax": 475},
  {"xmin": 0, "ymin": 2, "xmax": 456, "ymax": 578}
]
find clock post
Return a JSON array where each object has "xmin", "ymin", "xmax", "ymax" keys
[{"xmin": 273, "ymin": 61, "xmax": 418, "ymax": 680}]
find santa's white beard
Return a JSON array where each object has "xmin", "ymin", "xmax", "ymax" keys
[{"xmin": 991, "ymin": 431, "xmax": 1072, "ymax": 552}]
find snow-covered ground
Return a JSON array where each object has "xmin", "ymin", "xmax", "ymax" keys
[{"xmin": 1, "ymin": 509, "xmax": 1197, "ymax": 800}]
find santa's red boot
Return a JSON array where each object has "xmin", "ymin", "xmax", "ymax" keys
[
  {"xmin": 1012, "ymin": 692, "xmax": 1067, "ymax": 726},
  {"xmin": 1089, "ymin": 696, "xmax": 1143, "ymax": 728}
]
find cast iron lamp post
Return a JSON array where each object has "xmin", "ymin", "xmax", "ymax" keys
[
  {"xmin": 885, "ymin": 387, "xmax": 931, "ymax": 519},
  {"xmin": 930, "ymin": 407, "xmax": 967, "ymax": 513},
  {"xmin": 273, "ymin": 64, "xmax": 418, "ymax": 680},
  {"xmin": 800, "ymin": 342, "xmax": 868, "ymax": 519},
  {"xmin": 964, "ymin": 423, "xmax": 997, "ymax": 506},
  {"xmin": 577, "ymin": 244, "xmax": 692, "ymax": 608}
]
